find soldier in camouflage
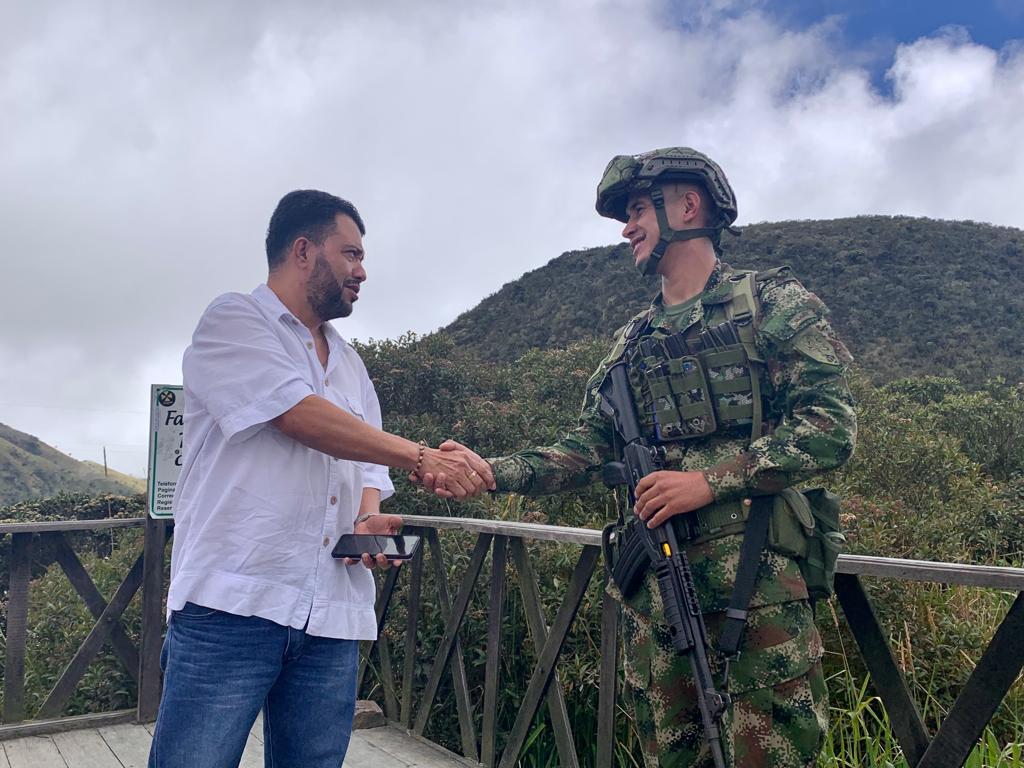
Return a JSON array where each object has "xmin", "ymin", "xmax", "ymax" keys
[{"xmin": 431, "ymin": 148, "xmax": 856, "ymax": 766}]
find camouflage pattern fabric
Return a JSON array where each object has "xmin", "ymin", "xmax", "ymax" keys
[
  {"xmin": 595, "ymin": 147, "xmax": 739, "ymax": 227},
  {"xmin": 615, "ymin": 571, "xmax": 827, "ymax": 767},
  {"xmin": 489, "ymin": 261, "xmax": 855, "ymax": 501},
  {"xmin": 488, "ymin": 260, "xmax": 856, "ymax": 767}
]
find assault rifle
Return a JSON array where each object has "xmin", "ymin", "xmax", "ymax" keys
[{"xmin": 599, "ymin": 361, "xmax": 730, "ymax": 768}]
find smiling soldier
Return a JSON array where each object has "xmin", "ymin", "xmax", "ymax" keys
[{"xmin": 459, "ymin": 148, "xmax": 857, "ymax": 766}]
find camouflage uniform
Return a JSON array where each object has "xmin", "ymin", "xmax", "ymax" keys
[{"xmin": 489, "ymin": 258, "xmax": 855, "ymax": 767}]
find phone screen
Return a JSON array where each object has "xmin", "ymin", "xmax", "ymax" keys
[{"xmin": 331, "ymin": 534, "xmax": 421, "ymax": 560}]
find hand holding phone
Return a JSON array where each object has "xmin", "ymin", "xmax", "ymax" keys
[{"xmin": 332, "ymin": 534, "xmax": 421, "ymax": 564}]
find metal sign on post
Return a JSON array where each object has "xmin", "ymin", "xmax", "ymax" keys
[{"xmin": 147, "ymin": 384, "xmax": 183, "ymax": 519}]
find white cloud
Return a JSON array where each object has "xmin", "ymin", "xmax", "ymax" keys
[{"xmin": 1, "ymin": 0, "xmax": 1021, "ymax": 475}]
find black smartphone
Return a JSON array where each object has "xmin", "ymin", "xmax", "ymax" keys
[{"xmin": 331, "ymin": 534, "xmax": 421, "ymax": 561}]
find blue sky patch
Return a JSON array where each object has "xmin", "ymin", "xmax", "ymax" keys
[{"xmin": 772, "ymin": 0, "xmax": 1024, "ymax": 94}]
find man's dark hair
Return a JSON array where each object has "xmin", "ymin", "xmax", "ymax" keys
[{"xmin": 265, "ymin": 190, "xmax": 366, "ymax": 270}]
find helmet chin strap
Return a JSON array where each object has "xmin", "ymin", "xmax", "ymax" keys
[{"xmin": 638, "ymin": 186, "xmax": 720, "ymax": 277}]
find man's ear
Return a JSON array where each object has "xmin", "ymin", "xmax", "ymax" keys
[
  {"xmin": 291, "ymin": 237, "xmax": 313, "ymax": 270},
  {"xmin": 682, "ymin": 189, "xmax": 702, "ymax": 222}
]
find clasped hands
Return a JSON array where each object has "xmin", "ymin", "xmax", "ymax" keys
[
  {"xmin": 412, "ymin": 439, "xmax": 495, "ymax": 499},
  {"xmin": 411, "ymin": 439, "xmax": 716, "ymax": 526}
]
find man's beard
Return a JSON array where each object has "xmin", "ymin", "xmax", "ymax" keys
[{"xmin": 308, "ymin": 254, "xmax": 353, "ymax": 321}]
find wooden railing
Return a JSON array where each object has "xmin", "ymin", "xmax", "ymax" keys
[
  {"xmin": 358, "ymin": 517, "xmax": 611, "ymax": 768},
  {"xmin": 362, "ymin": 515, "xmax": 1024, "ymax": 768},
  {"xmin": 0, "ymin": 517, "xmax": 170, "ymax": 738},
  {"xmin": 1, "ymin": 513, "xmax": 1023, "ymax": 768}
]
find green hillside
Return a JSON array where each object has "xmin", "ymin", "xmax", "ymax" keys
[
  {"xmin": 443, "ymin": 215, "xmax": 1024, "ymax": 383},
  {"xmin": 0, "ymin": 422, "xmax": 144, "ymax": 506}
]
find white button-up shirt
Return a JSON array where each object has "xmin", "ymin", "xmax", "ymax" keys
[{"xmin": 167, "ymin": 284, "xmax": 394, "ymax": 640}]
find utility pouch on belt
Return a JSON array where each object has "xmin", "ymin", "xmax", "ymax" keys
[{"xmin": 771, "ymin": 487, "xmax": 845, "ymax": 603}]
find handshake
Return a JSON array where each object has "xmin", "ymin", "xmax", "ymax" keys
[{"xmin": 410, "ymin": 439, "xmax": 496, "ymax": 499}]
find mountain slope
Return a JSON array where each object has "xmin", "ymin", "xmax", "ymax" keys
[
  {"xmin": 443, "ymin": 215, "xmax": 1024, "ymax": 383},
  {"xmin": 0, "ymin": 422, "xmax": 143, "ymax": 506}
]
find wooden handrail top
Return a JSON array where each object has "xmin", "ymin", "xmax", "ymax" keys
[
  {"xmin": 403, "ymin": 515, "xmax": 1024, "ymax": 590},
  {"xmin": 1, "ymin": 513, "xmax": 1020, "ymax": 590},
  {"xmin": 402, "ymin": 515, "xmax": 602, "ymax": 546},
  {"xmin": 837, "ymin": 554, "xmax": 1024, "ymax": 590},
  {"xmin": 0, "ymin": 518, "xmax": 149, "ymax": 535}
]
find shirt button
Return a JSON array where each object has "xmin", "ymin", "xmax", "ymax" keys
[
  {"xmin": 324, "ymin": 379, "xmax": 329, "ymax": 387},
  {"xmin": 330, "ymin": 495, "xmax": 338, "ymax": 505},
  {"xmin": 323, "ymin": 536, "xmax": 330, "ymax": 547},
  {"xmin": 306, "ymin": 342, "xmax": 313, "ymax": 349}
]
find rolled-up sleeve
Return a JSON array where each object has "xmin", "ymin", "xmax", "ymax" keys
[{"xmin": 183, "ymin": 295, "xmax": 314, "ymax": 443}]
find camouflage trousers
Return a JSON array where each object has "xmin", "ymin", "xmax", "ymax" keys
[{"xmin": 619, "ymin": 585, "xmax": 828, "ymax": 767}]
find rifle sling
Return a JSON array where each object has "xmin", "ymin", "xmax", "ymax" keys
[{"xmin": 717, "ymin": 495, "xmax": 773, "ymax": 657}]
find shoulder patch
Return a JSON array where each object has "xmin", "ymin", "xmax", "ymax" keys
[
  {"xmin": 758, "ymin": 280, "xmax": 828, "ymax": 343},
  {"xmin": 792, "ymin": 328, "xmax": 845, "ymax": 366}
]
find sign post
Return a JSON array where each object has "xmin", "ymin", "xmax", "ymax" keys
[
  {"xmin": 139, "ymin": 383, "xmax": 182, "ymax": 721},
  {"xmin": 146, "ymin": 384, "xmax": 183, "ymax": 519}
]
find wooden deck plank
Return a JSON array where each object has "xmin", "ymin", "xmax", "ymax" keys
[
  {"xmin": 238, "ymin": 730, "xmax": 263, "ymax": 768},
  {"xmin": 249, "ymin": 712, "xmax": 264, "ymax": 745},
  {"xmin": 3, "ymin": 736, "xmax": 67, "ymax": 768},
  {"xmin": 52, "ymin": 730, "xmax": 118, "ymax": 768},
  {"xmin": 1, "ymin": 722, "xmax": 471, "ymax": 768},
  {"xmin": 344, "ymin": 735, "xmax": 412, "ymax": 766},
  {"xmin": 98, "ymin": 723, "xmax": 152, "ymax": 768},
  {"xmin": 360, "ymin": 726, "xmax": 479, "ymax": 766}
]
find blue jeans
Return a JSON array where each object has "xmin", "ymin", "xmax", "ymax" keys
[{"xmin": 148, "ymin": 603, "xmax": 360, "ymax": 768}]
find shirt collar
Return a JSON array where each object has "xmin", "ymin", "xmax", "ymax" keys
[
  {"xmin": 250, "ymin": 284, "xmax": 348, "ymax": 344},
  {"xmin": 252, "ymin": 283, "xmax": 297, "ymax": 323},
  {"xmin": 650, "ymin": 259, "xmax": 727, "ymax": 310}
]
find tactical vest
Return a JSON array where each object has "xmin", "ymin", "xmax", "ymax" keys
[
  {"xmin": 612, "ymin": 268, "xmax": 781, "ymax": 447},
  {"xmin": 601, "ymin": 266, "xmax": 846, "ymax": 616}
]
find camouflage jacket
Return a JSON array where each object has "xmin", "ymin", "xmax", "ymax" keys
[
  {"xmin": 487, "ymin": 260, "xmax": 856, "ymax": 696},
  {"xmin": 489, "ymin": 261, "xmax": 856, "ymax": 614}
]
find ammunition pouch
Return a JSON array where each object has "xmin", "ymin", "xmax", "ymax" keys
[
  {"xmin": 627, "ymin": 333, "xmax": 762, "ymax": 446},
  {"xmin": 772, "ymin": 487, "xmax": 845, "ymax": 603}
]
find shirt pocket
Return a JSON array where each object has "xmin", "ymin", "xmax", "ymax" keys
[{"xmin": 334, "ymin": 392, "xmax": 366, "ymax": 421}]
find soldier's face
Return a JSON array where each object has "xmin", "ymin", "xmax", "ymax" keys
[{"xmin": 622, "ymin": 193, "xmax": 660, "ymax": 270}]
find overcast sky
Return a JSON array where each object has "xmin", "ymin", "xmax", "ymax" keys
[{"xmin": 1, "ymin": 0, "xmax": 1022, "ymax": 477}]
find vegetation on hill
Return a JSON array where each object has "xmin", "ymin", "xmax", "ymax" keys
[
  {"xmin": 0, "ymin": 422, "xmax": 143, "ymax": 506},
  {"xmin": 443, "ymin": 216, "xmax": 1024, "ymax": 385}
]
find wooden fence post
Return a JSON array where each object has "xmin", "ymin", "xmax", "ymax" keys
[
  {"xmin": 137, "ymin": 518, "xmax": 169, "ymax": 723},
  {"xmin": 3, "ymin": 533, "xmax": 33, "ymax": 723}
]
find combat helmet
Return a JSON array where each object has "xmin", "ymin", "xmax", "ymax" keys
[{"xmin": 596, "ymin": 147, "xmax": 738, "ymax": 275}]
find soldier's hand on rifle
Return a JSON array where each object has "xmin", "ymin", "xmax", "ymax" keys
[
  {"xmin": 411, "ymin": 439, "xmax": 495, "ymax": 499},
  {"xmin": 634, "ymin": 470, "xmax": 715, "ymax": 528}
]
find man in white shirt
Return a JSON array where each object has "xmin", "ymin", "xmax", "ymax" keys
[{"xmin": 148, "ymin": 190, "xmax": 493, "ymax": 768}]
